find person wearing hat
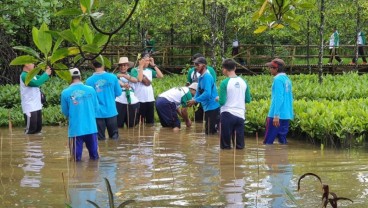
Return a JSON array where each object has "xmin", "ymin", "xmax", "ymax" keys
[
  {"xmin": 187, "ymin": 57, "xmax": 220, "ymax": 135},
  {"xmin": 61, "ymin": 68, "xmax": 99, "ymax": 161},
  {"xmin": 218, "ymin": 59, "xmax": 251, "ymax": 149},
  {"xmin": 86, "ymin": 61, "xmax": 122, "ymax": 140},
  {"xmin": 20, "ymin": 63, "xmax": 52, "ymax": 134},
  {"xmin": 186, "ymin": 53, "xmax": 217, "ymax": 123},
  {"xmin": 130, "ymin": 52, "xmax": 164, "ymax": 125},
  {"xmin": 115, "ymin": 57, "xmax": 140, "ymax": 128},
  {"xmin": 155, "ymin": 83, "xmax": 197, "ymax": 131},
  {"xmin": 264, "ymin": 58, "xmax": 294, "ymax": 145}
]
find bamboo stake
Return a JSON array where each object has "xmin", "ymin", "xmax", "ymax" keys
[{"xmin": 8, "ymin": 109, "xmax": 12, "ymax": 134}]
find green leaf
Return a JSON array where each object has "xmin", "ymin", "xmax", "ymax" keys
[
  {"xmin": 117, "ymin": 200, "xmax": 135, "ymax": 208},
  {"xmin": 86, "ymin": 200, "xmax": 100, "ymax": 208},
  {"xmin": 73, "ymin": 54, "xmax": 83, "ymax": 63},
  {"xmin": 272, "ymin": 23, "xmax": 284, "ymax": 29},
  {"xmin": 54, "ymin": 8, "xmax": 82, "ymax": 16},
  {"xmin": 13, "ymin": 46, "xmax": 40, "ymax": 59},
  {"xmin": 93, "ymin": 34, "xmax": 109, "ymax": 47},
  {"xmin": 38, "ymin": 23, "xmax": 52, "ymax": 55},
  {"xmin": 81, "ymin": 44, "xmax": 101, "ymax": 53},
  {"xmin": 51, "ymin": 48, "xmax": 70, "ymax": 63},
  {"xmin": 83, "ymin": 23, "xmax": 93, "ymax": 44},
  {"xmin": 96, "ymin": 55, "xmax": 111, "ymax": 69},
  {"xmin": 65, "ymin": 203, "xmax": 73, "ymax": 208},
  {"xmin": 80, "ymin": 0, "xmax": 92, "ymax": 14},
  {"xmin": 59, "ymin": 30, "xmax": 78, "ymax": 44},
  {"xmin": 53, "ymin": 37, "xmax": 64, "ymax": 54},
  {"xmin": 258, "ymin": 0, "xmax": 269, "ymax": 18},
  {"xmin": 68, "ymin": 47, "xmax": 81, "ymax": 56},
  {"xmin": 54, "ymin": 68, "xmax": 71, "ymax": 83},
  {"xmin": 52, "ymin": 63, "xmax": 69, "ymax": 70},
  {"xmin": 10, "ymin": 55, "xmax": 39, "ymax": 65},
  {"xmin": 25, "ymin": 67, "xmax": 41, "ymax": 86},
  {"xmin": 254, "ymin": 25, "xmax": 268, "ymax": 34},
  {"xmin": 70, "ymin": 17, "xmax": 84, "ymax": 45},
  {"xmin": 32, "ymin": 27, "xmax": 41, "ymax": 52},
  {"xmin": 104, "ymin": 178, "xmax": 115, "ymax": 208}
]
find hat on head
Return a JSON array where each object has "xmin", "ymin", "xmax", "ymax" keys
[
  {"xmin": 192, "ymin": 53, "xmax": 204, "ymax": 61},
  {"xmin": 188, "ymin": 82, "xmax": 198, "ymax": 91},
  {"xmin": 69, "ymin": 68, "xmax": 81, "ymax": 76},
  {"xmin": 118, "ymin": 57, "xmax": 134, "ymax": 68},
  {"xmin": 265, "ymin": 58, "xmax": 285, "ymax": 68},
  {"xmin": 193, "ymin": 57, "xmax": 207, "ymax": 65}
]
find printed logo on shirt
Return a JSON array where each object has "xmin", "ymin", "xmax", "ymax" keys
[
  {"xmin": 285, "ymin": 81, "xmax": 291, "ymax": 92},
  {"xmin": 94, "ymin": 79, "xmax": 111, "ymax": 92},
  {"xmin": 70, "ymin": 90, "xmax": 92, "ymax": 105},
  {"xmin": 235, "ymin": 82, "xmax": 240, "ymax": 88}
]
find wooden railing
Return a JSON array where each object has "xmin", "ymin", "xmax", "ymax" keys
[{"xmin": 103, "ymin": 44, "xmax": 367, "ymax": 72}]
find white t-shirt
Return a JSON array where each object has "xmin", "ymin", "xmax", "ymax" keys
[
  {"xmin": 20, "ymin": 76, "xmax": 42, "ymax": 115},
  {"xmin": 220, "ymin": 77, "xmax": 248, "ymax": 119},
  {"xmin": 131, "ymin": 69, "xmax": 155, "ymax": 102},
  {"xmin": 159, "ymin": 87, "xmax": 191, "ymax": 108}
]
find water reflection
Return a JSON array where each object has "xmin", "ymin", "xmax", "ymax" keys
[
  {"xmin": 263, "ymin": 145, "xmax": 293, "ymax": 207},
  {"xmin": 69, "ymin": 161, "xmax": 99, "ymax": 208},
  {"xmin": 20, "ymin": 137, "xmax": 45, "ymax": 188},
  {"xmin": 1, "ymin": 126, "xmax": 368, "ymax": 207}
]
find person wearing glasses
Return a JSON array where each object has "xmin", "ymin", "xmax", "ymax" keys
[
  {"xmin": 187, "ymin": 57, "xmax": 220, "ymax": 134},
  {"xmin": 264, "ymin": 58, "xmax": 294, "ymax": 145}
]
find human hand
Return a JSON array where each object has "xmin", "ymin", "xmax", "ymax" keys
[
  {"xmin": 273, "ymin": 117, "xmax": 280, "ymax": 127},
  {"xmin": 138, "ymin": 58, "xmax": 146, "ymax": 69},
  {"xmin": 149, "ymin": 57, "xmax": 155, "ymax": 67},
  {"xmin": 187, "ymin": 99, "xmax": 196, "ymax": 107},
  {"xmin": 45, "ymin": 66, "xmax": 52, "ymax": 75},
  {"xmin": 215, "ymin": 96, "xmax": 219, "ymax": 102}
]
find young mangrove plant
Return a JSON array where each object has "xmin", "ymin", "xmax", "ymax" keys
[
  {"xmin": 87, "ymin": 177, "xmax": 135, "ymax": 208},
  {"xmin": 297, "ymin": 173, "xmax": 353, "ymax": 208}
]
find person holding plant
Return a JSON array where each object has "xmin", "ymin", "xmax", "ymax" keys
[
  {"xmin": 115, "ymin": 57, "xmax": 140, "ymax": 128},
  {"xmin": 218, "ymin": 59, "xmax": 251, "ymax": 149},
  {"xmin": 186, "ymin": 53, "xmax": 217, "ymax": 123},
  {"xmin": 61, "ymin": 68, "xmax": 99, "ymax": 161},
  {"xmin": 86, "ymin": 61, "xmax": 122, "ymax": 140},
  {"xmin": 155, "ymin": 83, "xmax": 197, "ymax": 131},
  {"xmin": 263, "ymin": 58, "xmax": 294, "ymax": 145},
  {"xmin": 327, "ymin": 27, "xmax": 343, "ymax": 65},
  {"xmin": 20, "ymin": 63, "xmax": 52, "ymax": 134},
  {"xmin": 130, "ymin": 52, "xmax": 164, "ymax": 125},
  {"xmin": 350, "ymin": 30, "xmax": 367, "ymax": 65},
  {"xmin": 187, "ymin": 57, "xmax": 220, "ymax": 135}
]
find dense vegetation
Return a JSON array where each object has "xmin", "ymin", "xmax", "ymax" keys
[{"xmin": 1, "ymin": 72, "xmax": 367, "ymax": 146}]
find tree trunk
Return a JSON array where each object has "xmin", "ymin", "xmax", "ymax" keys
[{"xmin": 318, "ymin": 0, "xmax": 325, "ymax": 84}]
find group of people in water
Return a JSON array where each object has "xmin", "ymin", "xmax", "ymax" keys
[{"xmin": 20, "ymin": 52, "xmax": 294, "ymax": 161}]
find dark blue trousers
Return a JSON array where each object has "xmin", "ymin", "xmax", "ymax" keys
[
  {"xmin": 69, "ymin": 133, "xmax": 99, "ymax": 161},
  {"xmin": 155, "ymin": 97, "xmax": 180, "ymax": 128},
  {"xmin": 263, "ymin": 117, "xmax": 290, "ymax": 145},
  {"xmin": 96, "ymin": 116, "xmax": 119, "ymax": 140},
  {"xmin": 220, "ymin": 112, "xmax": 245, "ymax": 149}
]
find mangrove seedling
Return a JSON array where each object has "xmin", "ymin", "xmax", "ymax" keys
[
  {"xmin": 87, "ymin": 177, "xmax": 135, "ymax": 208},
  {"xmin": 298, "ymin": 173, "xmax": 353, "ymax": 208}
]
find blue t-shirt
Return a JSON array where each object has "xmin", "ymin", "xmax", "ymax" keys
[
  {"xmin": 194, "ymin": 72, "xmax": 220, "ymax": 111},
  {"xmin": 86, "ymin": 72, "xmax": 122, "ymax": 118},
  {"xmin": 268, "ymin": 73, "xmax": 294, "ymax": 119},
  {"xmin": 61, "ymin": 82, "xmax": 99, "ymax": 137}
]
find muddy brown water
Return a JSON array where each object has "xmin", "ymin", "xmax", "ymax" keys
[{"xmin": 1, "ymin": 125, "xmax": 368, "ymax": 207}]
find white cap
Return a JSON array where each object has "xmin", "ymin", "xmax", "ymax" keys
[
  {"xmin": 69, "ymin": 68, "xmax": 81, "ymax": 76},
  {"xmin": 188, "ymin": 82, "xmax": 198, "ymax": 90}
]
